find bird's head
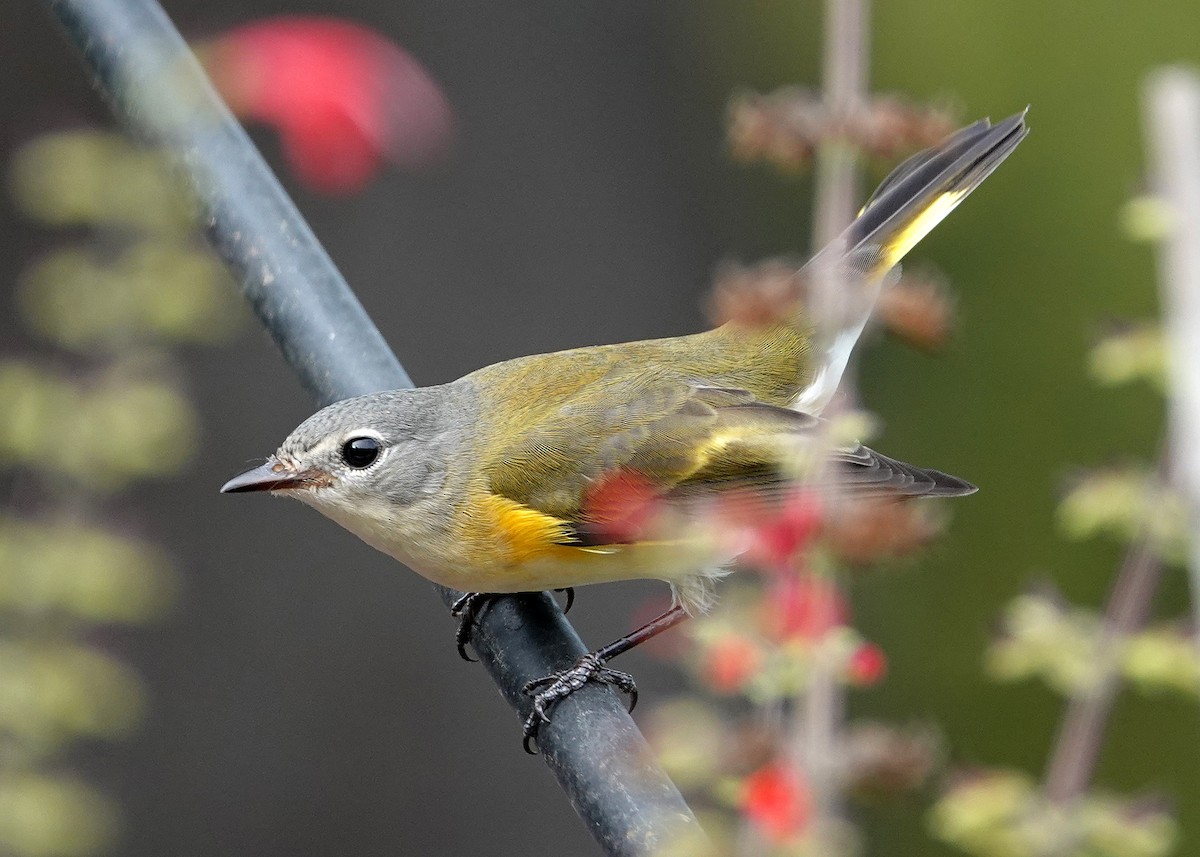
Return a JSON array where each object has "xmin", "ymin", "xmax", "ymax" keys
[{"xmin": 221, "ymin": 387, "xmax": 468, "ymax": 528}]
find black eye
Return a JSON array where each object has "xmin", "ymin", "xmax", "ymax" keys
[{"xmin": 341, "ymin": 436, "xmax": 382, "ymax": 469}]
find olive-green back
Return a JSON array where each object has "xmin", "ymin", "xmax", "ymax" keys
[{"xmin": 466, "ymin": 320, "xmax": 813, "ymax": 521}]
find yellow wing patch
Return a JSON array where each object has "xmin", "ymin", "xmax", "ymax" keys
[{"xmin": 460, "ymin": 492, "xmax": 725, "ymax": 593}]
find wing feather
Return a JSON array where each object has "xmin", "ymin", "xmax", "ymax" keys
[{"xmin": 484, "ymin": 374, "xmax": 972, "ymax": 548}]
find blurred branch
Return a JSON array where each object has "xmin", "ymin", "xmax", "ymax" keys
[
  {"xmin": 43, "ymin": 1, "xmax": 705, "ymax": 853},
  {"xmin": 813, "ymin": 0, "xmax": 868, "ymax": 247},
  {"xmin": 1042, "ymin": 524, "xmax": 1164, "ymax": 807},
  {"xmin": 1145, "ymin": 68, "xmax": 1200, "ymax": 655},
  {"xmin": 790, "ymin": 0, "xmax": 870, "ymax": 833},
  {"xmin": 1036, "ymin": 65, "xmax": 1200, "ymax": 841}
]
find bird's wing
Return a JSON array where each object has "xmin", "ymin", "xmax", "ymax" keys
[{"xmin": 485, "ymin": 375, "xmax": 972, "ymax": 547}]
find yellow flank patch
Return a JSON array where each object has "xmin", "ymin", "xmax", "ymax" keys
[
  {"xmin": 682, "ymin": 432, "xmax": 733, "ymax": 477},
  {"xmin": 478, "ymin": 493, "xmax": 577, "ymax": 565},
  {"xmin": 879, "ymin": 189, "xmax": 967, "ymax": 272}
]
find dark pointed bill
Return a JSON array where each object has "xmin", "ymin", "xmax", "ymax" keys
[{"xmin": 221, "ymin": 461, "xmax": 312, "ymax": 494}]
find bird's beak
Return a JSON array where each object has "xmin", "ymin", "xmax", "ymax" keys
[{"xmin": 221, "ymin": 460, "xmax": 322, "ymax": 494}]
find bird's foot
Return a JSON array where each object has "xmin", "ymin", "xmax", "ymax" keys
[
  {"xmin": 451, "ymin": 588, "xmax": 576, "ymax": 662},
  {"xmin": 449, "ymin": 592, "xmax": 495, "ymax": 662},
  {"xmin": 521, "ymin": 652, "xmax": 637, "ymax": 754}
]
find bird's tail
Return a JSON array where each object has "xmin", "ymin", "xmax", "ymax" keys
[
  {"xmin": 792, "ymin": 110, "xmax": 1029, "ymax": 414},
  {"xmin": 839, "ymin": 109, "xmax": 1029, "ymax": 278}
]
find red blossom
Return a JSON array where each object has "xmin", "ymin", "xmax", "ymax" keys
[
  {"xmin": 729, "ymin": 489, "xmax": 823, "ymax": 573},
  {"xmin": 742, "ymin": 762, "xmax": 812, "ymax": 842},
  {"xmin": 847, "ymin": 642, "xmax": 888, "ymax": 686},
  {"xmin": 763, "ymin": 573, "xmax": 847, "ymax": 642},
  {"xmin": 205, "ymin": 17, "xmax": 454, "ymax": 193},
  {"xmin": 582, "ymin": 469, "xmax": 664, "ymax": 544},
  {"xmin": 703, "ymin": 634, "xmax": 763, "ymax": 693}
]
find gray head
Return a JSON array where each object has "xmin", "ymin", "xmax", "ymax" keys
[{"xmin": 220, "ymin": 385, "xmax": 471, "ymax": 525}]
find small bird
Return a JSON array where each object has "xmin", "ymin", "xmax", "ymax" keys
[{"xmin": 223, "ymin": 112, "xmax": 1027, "ymax": 748}]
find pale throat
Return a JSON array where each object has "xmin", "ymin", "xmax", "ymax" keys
[{"xmin": 295, "ymin": 486, "xmax": 460, "ymax": 580}]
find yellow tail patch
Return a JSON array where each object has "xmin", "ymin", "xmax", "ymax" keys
[{"xmin": 877, "ymin": 189, "xmax": 968, "ymax": 273}]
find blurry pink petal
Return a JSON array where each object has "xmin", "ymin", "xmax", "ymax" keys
[
  {"xmin": 703, "ymin": 634, "xmax": 763, "ymax": 693},
  {"xmin": 715, "ymin": 484, "xmax": 820, "ymax": 571},
  {"xmin": 847, "ymin": 642, "xmax": 888, "ymax": 686},
  {"xmin": 742, "ymin": 762, "xmax": 812, "ymax": 842},
  {"xmin": 760, "ymin": 491, "xmax": 823, "ymax": 564},
  {"xmin": 205, "ymin": 17, "xmax": 454, "ymax": 193},
  {"xmin": 764, "ymin": 573, "xmax": 847, "ymax": 642},
  {"xmin": 581, "ymin": 469, "xmax": 664, "ymax": 545}
]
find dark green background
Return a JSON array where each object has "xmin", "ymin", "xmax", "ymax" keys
[{"xmin": 698, "ymin": 2, "xmax": 1198, "ymax": 854}]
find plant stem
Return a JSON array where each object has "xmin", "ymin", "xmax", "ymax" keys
[
  {"xmin": 1145, "ymin": 68, "xmax": 1200, "ymax": 661},
  {"xmin": 788, "ymin": 0, "xmax": 870, "ymax": 835},
  {"xmin": 1037, "ymin": 68, "xmax": 1199, "ymax": 844},
  {"xmin": 1042, "ymin": 531, "xmax": 1164, "ymax": 805},
  {"xmin": 813, "ymin": 0, "xmax": 868, "ymax": 248}
]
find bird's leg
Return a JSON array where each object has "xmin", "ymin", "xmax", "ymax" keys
[
  {"xmin": 521, "ymin": 604, "xmax": 690, "ymax": 754},
  {"xmin": 451, "ymin": 588, "xmax": 576, "ymax": 662}
]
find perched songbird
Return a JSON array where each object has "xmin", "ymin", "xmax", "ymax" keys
[{"xmin": 223, "ymin": 112, "xmax": 1028, "ymax": 747}]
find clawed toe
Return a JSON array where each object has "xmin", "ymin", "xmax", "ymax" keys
[
  {"xmin": 453, "ymin": 589, "xmax": 577, "ymax": 662},
  {"xmin": 450, "ymin": 593, "xmax": 496, "ymax": 662},
  {"xmin": 521, "ymin": 653, "xmax": 638, "ymax": 754}
]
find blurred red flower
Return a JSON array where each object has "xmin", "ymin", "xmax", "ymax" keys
[
  {"xmin": 742, "ymin": 762, "xmax": 812, "ymax": 842},
  {"xmin": 204, "ymin": 17, "xmax": 455, "ymax": 193},
  {"xmin": 703, "ymin": 633, "xmax": 763, "ymax": 693},
  {"xmin": 581, "ymin": 469, "xmax": 664, "ymax": 545},
  {"xmin": 847, "ymin": 641, "xmax": 888, "ymax": 686},
  {"xmin": 725, "ymin": 488, "xmax": 822, "ymax": 573},
  {"xmin": 763, "ymin": 572, "xmax": 847, "ymax": 642}
]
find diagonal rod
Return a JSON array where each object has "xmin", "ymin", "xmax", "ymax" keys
[{"xmin": 42, "ymin": 1, "xmax": 703, "ymax": 853}]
